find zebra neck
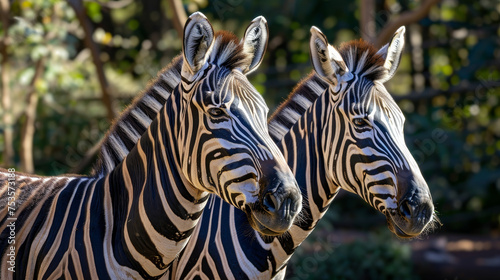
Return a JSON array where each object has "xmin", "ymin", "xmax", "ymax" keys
[
  {"xmin": 93, "ymin": 55, "xmax": 183, "ymax": 176},
  {"xmin": 104, "ymin": 104, "xmax": 208, "ymax": 277},
  {"xmin": 268, "ymin": 74, "xmax": 328, "ymax": 143},
  {"xmin": 279, "ymin": 88, "xmax": 341, "ymax": 249}
]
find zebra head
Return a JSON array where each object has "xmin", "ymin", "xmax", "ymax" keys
[
  {"xmin": 176, "ymin": 12, "xmax": 302, "ymax": 235},
  {"xmin": 309, "ymin": 26, "xmax": 436, "ymax": 238}
]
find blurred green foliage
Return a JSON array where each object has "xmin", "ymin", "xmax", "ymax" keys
[
  {"xmin": 287, "ymin": 230, "xmax": 419, "ymax": 280},
  {"xmin": 1, "ymin": 0, "xmax": 104, "ymax": 172},
  {"xmin": 0, "ymin": 0, "xmax": 499, "ymax": 278}
]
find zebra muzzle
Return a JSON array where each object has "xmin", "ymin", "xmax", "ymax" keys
[{"xmin": 247, "ymin": 182, "xmax": 302, "ymax": 236}]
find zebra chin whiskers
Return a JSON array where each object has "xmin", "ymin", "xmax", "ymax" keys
[
  {"xmin": 420, "ymin": 211, "xmax": 442, "ymax": 238},
  {"xmin": 259, "ymin": 228, "xmax": 294, "ymax": 246},
  {"xmin": 241, "ymin": 221, "xmax": 262, "ymax": 241},
  {"xmin": 384, "ymin": 205, "xmax": 440, "ymax": 241},
  {"xmin": 289, "ymin": 192, "xmax": 310, "ymax": 228}
]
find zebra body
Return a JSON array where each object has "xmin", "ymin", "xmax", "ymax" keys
[
  {"xmin": 0, "ymin": 13, "xmax": 302, "ymax": 279},
  {"xmin": 0, "ymin": 126, "xmax": 205, "ymax": 279}
]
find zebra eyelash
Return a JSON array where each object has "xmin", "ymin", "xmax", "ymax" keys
[
  {"xmin": 207, "ymin": 107, "xmax": 226, "ymax": 118},
  {"xmin": 352, "ymin": 117, "xmax": 371, "ymax": 129}
]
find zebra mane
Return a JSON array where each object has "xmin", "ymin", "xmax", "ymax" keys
[
  {"xmin": 339, "ymin": 39, "xmax": 386, "ymax": 80},
  {"xmin": 92, "ymin": 31, "xmax": 254, "ymax": 176},
  {"xmin": 207, "ymin": 31, "xmax": 253, "ymax": 70},
  {"xmin": 92, "ymin": 55, "xmax": 183, "ymax": 176},
  {"xmin": 268, "ymin": 39, "xmax": 385, "ymax": 142}
]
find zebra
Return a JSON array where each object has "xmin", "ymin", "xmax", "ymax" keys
[
  {"xmin": 78, "ymin": 25, "xmax": 438, "ymax": 279},
  {"xmin": 163, "ymin": 26, "xmax": 439, "ymax": 279},
  {"xmin": 0, "ymin": 12, "xmax": 302, "ymax": 279}
]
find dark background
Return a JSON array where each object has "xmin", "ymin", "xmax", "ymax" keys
[{"xmin": 0, "ymin": 0, "xmax": 499, "ymax": 279}]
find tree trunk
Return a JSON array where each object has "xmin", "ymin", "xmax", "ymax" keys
[
  {"xmin": 68, "ymin": 0, "xmax": 117, "ymax": 123},
  {"xmin": 20, "ymin": 59, "xmax": 45, "ymax": 174},
  {"xmin": 409, "ymin": 25, "xmax": 425, "ymax": 92}
]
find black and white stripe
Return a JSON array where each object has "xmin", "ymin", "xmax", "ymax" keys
[
  {"xmin": 93, "ymin": 55, "xmax": 183, "ymax": 176},
  {"xmin": 0, "ymin": 13, "xmax": 302, "ymax": 279},
  {"xmin": 75, "ymin": 25, "xmax": 437, "ymax": 279},
  {"xmin": 165, "ymin": 26, "xmax": 437, "ymax": 279}
]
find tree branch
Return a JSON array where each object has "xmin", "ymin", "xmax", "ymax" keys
[
  {"xmin": 360, "ymin": 0, "xmax": 376, "ymax": 42},
  {"xmin": 84, "ymin": 0, "xmax": 134, "ymax": 10},
  {"xmin": 374, "ymin": 0, "xmax": 441, "ymax": 48},
  {"xmin": 166, "ymin": 0, "xmax": 187, "ymax": 39},
  {"xmin": 394, "ymin": 80, "xmax": 500, "ymax": 101},
  {"xmin": 69, "ymin": 138, "xmax": 102, "ymax": 174},
  {"xmin": 68, "ymin": 0, "xmax": 117, "ymax": 123},
  {"xmin": 20, "ymin": 58, "xmax": 45, "ymax": 173},
  {"xmin": 0, "ymin": 0, "xmax": 14, "ymax": 166}
]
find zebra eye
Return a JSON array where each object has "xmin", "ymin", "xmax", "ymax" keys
[
  {"xmin": 208, "ymin": 108, "xmax": 225, "ymax": 117},
  {"xmin": 353, "ymin": 118, "xmax": 370, "ymax": 128}
]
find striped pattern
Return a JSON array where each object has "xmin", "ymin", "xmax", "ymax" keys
[
  {"xmin": 93, "ymin": 55, "xmax": 183, "ymax": 176},
  {"xmin": 165, "ymin": 33, "xmax": 437, "ymax": 279},
  {"xmin": 71, "ymin": 37, "xmax": 429, "ymax": 280},
  {"xmin": 57, "ymin": 26, "xmax": 436, "ymax": 279},
  {"xmin": 0, "ymin": 17, "xmax": 300, "ymax": 278}
]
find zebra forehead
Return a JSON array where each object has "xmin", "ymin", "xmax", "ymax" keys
[
  {"xmin": 230, "ymin": 82, "xmax": 268, "ymax": 116},
  {"xmin": 344, "ymin": 82, "xmax": 404, "ymax": 124},
  {"xmin": 373, "ymin": 85, "xmax": 404, "ymax": 117},
  {"xmin": 202, "ymin": 70, "xmax": 265, "ymax": 108}
]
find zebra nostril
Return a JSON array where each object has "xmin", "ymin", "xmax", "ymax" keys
[
  {"xmin": 399, "ymin": 200, "xmax": 413, "ymax": 220},
  {"xmin": 263, "ymin": 193, "xmax": 279, "ymax": 213}
]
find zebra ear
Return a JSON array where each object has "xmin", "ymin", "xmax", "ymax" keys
[
  {"xmin": 241, "ymin": 16, "xmax": 269, "ymax": 74},
  {"xmin": 182, "ymin": 12, "xmax": 215, "ymax": 74},
  {"xmin": 309, "ymin": 26, "xmax": 348, "ymax": 87},
  {"xmin": 376, "ymin": 26, "xmax": 405, "ymax": 83}
]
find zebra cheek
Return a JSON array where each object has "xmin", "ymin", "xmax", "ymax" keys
[
  {"xmin": 222, "ymin": 169, "xmax": 259, "ymax": 206},
  {"xmin": 231, "ymin": 186, "xmax": 259, "ymax": 209},
  {"xmin": 385, "ymin": 198, "xmax": 398, "ymax": 209}
]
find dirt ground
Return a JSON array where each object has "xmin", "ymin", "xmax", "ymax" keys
[
  {"xmin": 326, "ymin": 230, "xmax": 500, "ymax": 280},
  {"xmin": 410, "ymin": 233, "xmax": 500, "ymax": 280}
]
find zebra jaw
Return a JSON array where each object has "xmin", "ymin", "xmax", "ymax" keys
[{"xmin": 386, "ymin": 214, "xmax": 415, "ymax": 238}]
